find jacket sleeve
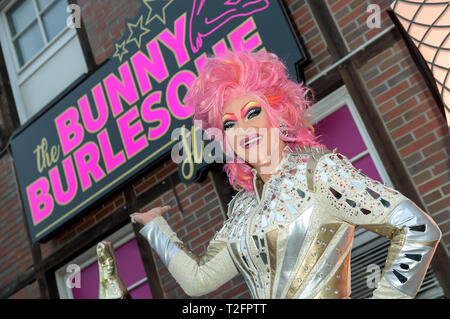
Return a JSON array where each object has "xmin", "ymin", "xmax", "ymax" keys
[
  {"xmin": 313, "ymin": 150, "xmax": 442, "ymax": 299},
  {"xmin": 139, "ymin": 216, "xmax": 239, "ymax": 297}
]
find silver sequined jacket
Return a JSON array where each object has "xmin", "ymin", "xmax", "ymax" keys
[{"xmin": 140, "ymin": 146, "xmax": 441, "ymax": 298}]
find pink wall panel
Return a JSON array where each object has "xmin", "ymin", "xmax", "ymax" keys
[
  {"xmin": 72, "ymin": 260, "xmax": 98, "ymax": 299},
  {"xmin": 314, "ymin": 105, "xmax": 366, "ymax": 159},
  {"xmin": 314, "ymin": 104, "xmax": 385, "ymax": 183},
  {"xmin": 352, "ymin": 154, "xmax": 383, "ymax": 183}
]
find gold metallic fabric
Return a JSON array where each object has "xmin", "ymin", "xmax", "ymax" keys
[{"xmin": 97, "ymin": 241, "xmax": 131, "ymax": 299}]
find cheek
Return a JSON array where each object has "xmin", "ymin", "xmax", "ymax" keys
[
  {"xmin": 254, "ymin": 110, "xmax": 270, "ymax": 128},
  {"xmin": 254, "ymin": 114, "xmax": 272, "ymax": 137},
  {"xmin": 225, "ymin": 131, "xmax": 238, "ymax": 150}
]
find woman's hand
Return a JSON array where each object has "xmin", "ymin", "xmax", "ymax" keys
[{"xmin": 130, "ymin": 205, "xmax": 171, "ymax": 226}]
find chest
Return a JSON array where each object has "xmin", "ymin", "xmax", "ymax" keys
[
  {"xmin": 229, "ymin": 161, "xmax": 313, "ymax": 237},
  {"xmin": 220, "ymin": 167, "xmax": 320, "ymax": 297}
]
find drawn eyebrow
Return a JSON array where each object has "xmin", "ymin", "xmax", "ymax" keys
[
  {"xmin": 222, "ymin": 113, "xmax": 238, "ymax": 123},
  {"xmin": 240, "ymin": 101, "xmax": 260, "ymax": 119}
]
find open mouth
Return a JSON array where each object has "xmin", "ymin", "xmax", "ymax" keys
[{"xmin": 241, "ymin": 134, "xmax": 263, "ymax": 149}]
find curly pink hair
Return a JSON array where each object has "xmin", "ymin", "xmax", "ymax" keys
[{"xmin": 185, "ymin": 49, "xmax": 322, "ymax": 192}]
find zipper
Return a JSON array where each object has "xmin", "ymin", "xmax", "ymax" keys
[{"xmin": 247, "ymin": 149, "xmax": 293, "ymax": 297}]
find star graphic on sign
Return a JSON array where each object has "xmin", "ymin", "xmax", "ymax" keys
[
  {"xmin": 113, "ymin": 40, "xmax": 129, "ymax": 62},
  {"xmin": 143, "ymin": 0, "xmax": 174, "ymax": 25},
  {"xmin": 126, "ymin": 16, "xmax": 151, "ymax": 48}
]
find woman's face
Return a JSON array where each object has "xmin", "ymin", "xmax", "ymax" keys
[{"xmin": 222, "ymin": 94, "xmax": 283, "ymax": 168}]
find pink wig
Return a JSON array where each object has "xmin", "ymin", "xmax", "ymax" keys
[{"xmin": 185, "ymin": 49, "xmax": 323, "ymax": 192}]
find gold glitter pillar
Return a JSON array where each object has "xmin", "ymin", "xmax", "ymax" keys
[{"xmin": 97, "ymin": 241, "xmax": 131, "ymax": 299}]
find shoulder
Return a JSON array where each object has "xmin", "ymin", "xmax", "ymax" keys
[
  {"xmin": 226, "ymin": 189, "xmax": 251, "ymax": 218},
  {"xmin": 285, "ymin": 145, "xmax": 336, "ymax": 167},
  {"xmin": 287, "ymin": 146, "xmax": 335, "ymax": 192},
  {"xmin": 214, "ymin": 190, "xmax": 251, "ymax": 241}
]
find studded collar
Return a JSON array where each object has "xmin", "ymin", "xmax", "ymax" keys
[{"xmin": 250, "ymin": 145, "xmax": 296, "ymax": 202}]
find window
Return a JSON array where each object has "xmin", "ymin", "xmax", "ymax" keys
[
  {"xmin": 7, "ymin": 0, "xmax": 68, "ymax": 67},
  {"xmin": 0, "ymin": 0, "xmax": 88, "ymax": 124}
]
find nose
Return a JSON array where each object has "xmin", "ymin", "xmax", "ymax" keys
[{"xmin": 234, "ymin": 125, "xmax": 259, "ymax": 140}]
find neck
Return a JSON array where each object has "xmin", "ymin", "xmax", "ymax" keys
[{"xmin": 252, "ymin": 141, "xmax": 286, "ymax": 183}]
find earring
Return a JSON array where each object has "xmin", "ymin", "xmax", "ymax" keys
[{"xmin": 280, "ymin": 123, "xmax": 288, "ymax": 137}]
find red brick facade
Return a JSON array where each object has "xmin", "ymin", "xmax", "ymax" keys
[
  {"xmin": 0, "ymin": 152, "xmax": 33, "ymax": 290},
  {"xmin": 0, "ymin": 0, "xmax": 448, "ymax": 298}
]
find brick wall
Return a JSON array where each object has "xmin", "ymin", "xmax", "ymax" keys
[
  {"xmin": 326, "ymin": 0, "xmax": 392, "ymax": 51},
  {"xmin": 0, "ymin": 152, "xmax": 34, "ymax": 290},
  {"xmin": 284, "ymin": 0, "xmax": 334, "ymax": 79},
  {"xmin": 39, "ymin": 191, "xmax": 126, "ymax": 259},
  {"xmin": 9, "ymin": 281, "xmax": 40, "ymax": 299},
  {"xmin": 77, "ymin": 0, "xmax": 141, "ymax": 64}
]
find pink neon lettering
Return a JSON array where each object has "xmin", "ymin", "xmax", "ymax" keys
[
  {"xmin": 97, "ymin": 129, "xmax": 126, "ymax": 173},
  {"xmin": 158, "ymin": 14, "xmax": 190, "ymax": 67},
  {"xmin": 55, "ymin": 107, "xmax": 84, "ymax": 155},
  {"xmin": 167, "ymin": 71, "xmax": 195, "ymax": 119},
  {"xmin": 49, "ymin": 157, "xmax": 78, "ymax": 205},
  {"xmin": 194, "ymin": 55, "xmax": 207, "ymax": 74},
  {"xmin": 212, "ymin": 41, "xmax": 228, "ymax": 57},
  {"xmin": 74, "ymin": 142, "xmax": 106, "ymax": 191},
  {"xmin": 26, "ymin": 177, "xmax": 54, "ymax": 225},
  {"xmin": 78, "ymin": 84, "xmax": 109, "ymax": 133},
  {"xmin": 117, "ymin": 107, "xmax": 148, "ymax": 158},
  {"xmin": 104, "ymin": 62, "xmax": 139, "ymax": 117},
  {"xmin": 189, "ymin": 0, "xmax": 269, "ymax": 53},
  {"xmin": 131, "ymin": 40, "xmax": 169, "ymax": 96},
  {"xmin": 141, "ymin": 91, "xmax": 170, "ymax": 140},
  {"xmin": 229, "ymin": 18, "xmax": 262, "ymax": 52}
]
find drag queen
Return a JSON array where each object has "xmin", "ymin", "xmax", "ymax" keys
[{"xmin": 131, "ymin": 50, "xmax": 441, "ymax": 299}]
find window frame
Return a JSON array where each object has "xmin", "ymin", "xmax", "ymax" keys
[{"xmin": 0, "ymin": 0, "xmax": 81, "ymax": 123}]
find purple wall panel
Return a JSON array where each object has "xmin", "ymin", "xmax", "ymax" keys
[
  {"xmin": 314, "ymin": 105, "xmax": 367, "ymax": 159},
  {"xmin": 353, "ymin": 154, "xmax": 383, "ymax": 183},
  {"xmin": 72, "ymin": 261, "xmax": 98, "ymax": 299},
  {"xmin": 114, "ymin": 239, "xmax": 147, "ymax": 287},
  {"xmin": 130, "ymin": 282, "xmax": 153, "ymax": 299},
  {"xmin": 314, "ymin": 104, "xmax": 385, "ymax": 184}
]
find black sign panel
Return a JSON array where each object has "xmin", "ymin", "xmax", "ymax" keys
[{"xmin": 11, "ymin": 0, "xmax": 306, "ymax": 243}]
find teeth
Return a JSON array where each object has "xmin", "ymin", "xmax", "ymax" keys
[{"xmin": 244, "ymin": 136, "xmax": 262, "ymax": 146}]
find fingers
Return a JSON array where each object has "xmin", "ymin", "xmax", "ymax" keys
[
  {"xmin": 130, "ymin": 212, "xmax": 145, "ymax": 225},
  {"xmin": 129, "ymin": 205, "xmax": 171, "ymax": 225},
  {"xmin": 153, "ymin": 205, "xmax": 171, "ymax": 215},
  {"xmin": 161, "ymin": 205, "xmax": 171, "ymax": 214}
]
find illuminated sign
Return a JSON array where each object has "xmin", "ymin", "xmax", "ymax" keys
[{"xmin": 11, "ymin": 0, "xmax": 307, "ymax": 243}]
